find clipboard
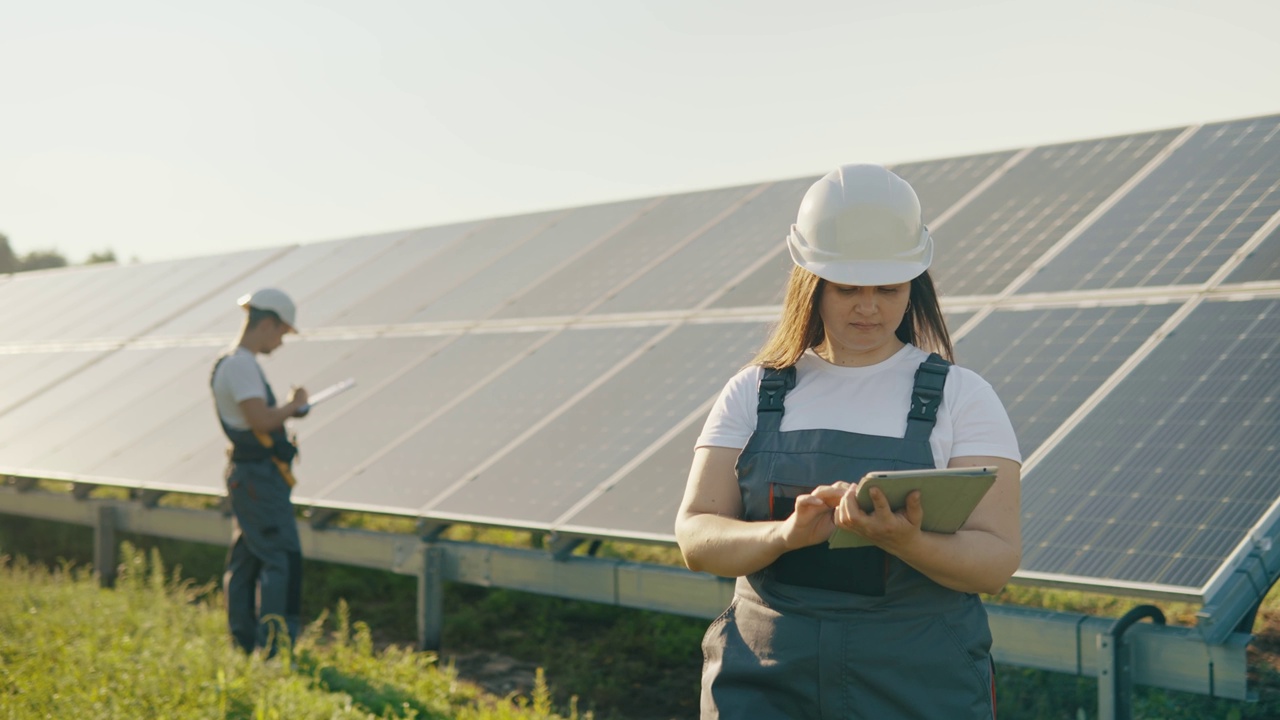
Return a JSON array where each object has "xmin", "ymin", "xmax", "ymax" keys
[
  {"xmin": 827, "ymin": 466, "xmax": 997, "ymax": 549},
  {"xmin": 297, "ymin": 378, "xmax": 356, "ymax": 413}
]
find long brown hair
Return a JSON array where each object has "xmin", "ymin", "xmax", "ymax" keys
[{"xmin": 750, "ymin": 266, "xmax": 954, "ymax": 369}]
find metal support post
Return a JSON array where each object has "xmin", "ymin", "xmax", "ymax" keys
[
  {"xmin": 94, "ymin": 505, "xmax": 118, "ymax": 588},
  {"xmin": 1097, "ymin": 605, "xmax": 1166, "ymax": 720},
  {"xmin": 418, "ymin": 543, "xmax": 445, "ymax": 653}
]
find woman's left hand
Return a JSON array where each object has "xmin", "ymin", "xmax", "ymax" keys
[{"xmin": 829, "ymin": 483, "xmax": 925, "ymax": 552}]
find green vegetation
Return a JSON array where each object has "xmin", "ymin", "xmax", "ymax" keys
[
  {"xmin": 0, "ymin": 544, "xmax": 587, "ymax": 719},
  {"xmin": 1, "ymin": 509, "xmax": 1277, "ymax": 719},
  {"xmin": 0, "ymin": 231, "xmax": 117, "ymax": 273}
]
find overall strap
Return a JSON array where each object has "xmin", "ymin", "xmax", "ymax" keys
[
  {"xmin": 756, "ymin": 366, "xmax": 797, "ymax": 433},
  {"xmin": 905, "ymin": 353, "xmax": 951, "ymax": 442}
]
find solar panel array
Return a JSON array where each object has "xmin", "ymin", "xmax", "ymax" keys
[{"xmin": 3, "ymin": 113, "xmax": 1280, "ymax": 602}]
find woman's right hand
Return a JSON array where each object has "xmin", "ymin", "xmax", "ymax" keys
[{"xmin": 780, "ymin": 483, "xmax": 846, "ymax": 550}]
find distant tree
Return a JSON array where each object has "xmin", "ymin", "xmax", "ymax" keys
[
  {"xmin": 85, "ymin": 249, "xmax": 117, "ymax": 265},
  {"xmin": 18, "ymin": 249, "xmax": 68, "ymax": 272},
  {"xmin": 0, "ymin": 232, "xmax": 16, "ymax": 273}
]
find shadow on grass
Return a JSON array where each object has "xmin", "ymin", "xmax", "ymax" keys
[{"xmin": 294, "ymin": 651, "xmax": 444, "ymax": 720}]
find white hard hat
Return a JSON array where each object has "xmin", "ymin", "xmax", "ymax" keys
[
  {"xmin": 237, "ymin": 287, "xmax": 297, "ymax": 331},
  {"xmin": 786, "ymin": 163, "xmax": 933, "ymax": 286}
]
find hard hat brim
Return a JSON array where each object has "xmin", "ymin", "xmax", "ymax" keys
[{"xmin": 787, "ymin": 230, "xmax": 933, "ymax": 286}]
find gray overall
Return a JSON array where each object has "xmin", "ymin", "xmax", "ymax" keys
[
  {"xmin": 213, "ymin": 357, "xmax": 303, "ymax": 656},
  {"xmin": 701, "ymin": 356, "xmax": 996, "ymax": 720}
]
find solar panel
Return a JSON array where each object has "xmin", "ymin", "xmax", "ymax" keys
[
  {"xmin": 0, "ymin": 265, "xmax": 125, "ymax": 343},
  {"xmin": 425, "ymin": 321, "xmax": 764, "ymax": 527},
  {"xmin": 407, "ymin": 199, "xmax": 654, "ymax": 323},
  {"xmin": 262, "ymin": 331, "xmax": 541, "ymax": 497},
  {"xmin": 141, "ymin": 239, "xmax": 356, "ymax": 338},
  {"xmin": 890, "ymin": 150, "xmax": 1019, "ymax": 221},
  {"xmin": 0, "ymin": 350, "xmax": 110, "ymax": 417},
  {"xmin": 706, "ymin": 250, "xmax": 794, "ymax": 309},
  {"xmin": 590, "ymin": 178, "xmax": 815, "ymax": 315},
  {"xmin": 555, "ymin": 412, "xmax": 707, "ymax": 540},
  {"xmin": 27, "ymin": 249, "xmax": 283, "ymax": 343},
  {"xmin": 1020, "ymin": 296, "xmax": 1280, "ymax": 594},
  {"xmin": 1019, "ymin": 114, "xmax": 1280, "ymax": 294},
  {"xmin": 86, "ymin": 338, "xmax": 429, "ymax": 487},
  {"xmin": 956, "ymin": 302, "xmax": 1180, "ymax": 457},
  {"xmin": 0, "ymin": 347, "xmax": 179, "ymax": 446},
  {"xmin": 304, "ymin": 223, "xmax": 480, "ymax": 328},
  {"xmin": 329, "ymin": 211, "xmax": 567, "ymax": 326},
  {"xmin": 311, "ymin": 326, "xmax": 659, "ymax": 514},
  {"xmin": 1226, "ymin": 223, "xmax": 1280, "ymax": 283},
  {"xmin": 113, "ymin": 338, "xmax": 373, "ymax": 493},
  {"xmin": 493, "ymin": 185, "xmax": 760, "ymax": 319},
  {"xmin": 2, "ymin": 112, "xmax": 1278, "ymax": 621},
  {"xmin": 931, "ymin": 130, "xmax": 1183, "ymax": 297},
  {"xmin": 0, "ymin": 346, "xmax": 219, "ymax": 476}
]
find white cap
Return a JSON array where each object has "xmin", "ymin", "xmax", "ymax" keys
[
  {"xmin": 786, "ymin": 163, "xmax": 933, "ymax": 286},
  {"xmin": 237, "ymin": 288, "xmax": 297, "ymax": 331}
]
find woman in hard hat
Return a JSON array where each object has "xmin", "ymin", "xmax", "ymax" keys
[{"xmin": 675, "ymin": 164, "xmax": 1021, "ymax": 719}]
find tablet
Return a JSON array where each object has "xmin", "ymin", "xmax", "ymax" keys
[
  {"xmin": 297, "ymin": 378, "xmax": 356, "ymax": 414},
  {"xmin": 827, "ymin": 466, "xmax": 998, "ymax": 549}
]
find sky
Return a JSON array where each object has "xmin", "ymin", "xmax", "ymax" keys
[{"xmin": 2, "ymin": 0, "xmax": 1278, "ymax": 265}]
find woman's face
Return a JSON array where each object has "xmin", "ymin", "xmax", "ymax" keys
[{"xmin": 816, "ymin": 280, "xmax": 911, "ymax": 366}]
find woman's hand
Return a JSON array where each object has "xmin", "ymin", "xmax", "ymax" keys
[
  {"xmin": 816, "ymin": 482, "xmax": 925, "ymax": 552},
  {"xmin": 779, "ymin": 490, "xmax": 838, "ymax": 550}
]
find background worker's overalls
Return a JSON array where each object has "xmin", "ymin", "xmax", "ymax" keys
[
  {"xmin": 701, "ymin": 356, "xmax": 997, "ymax": 720},
  {"xmin": 212, "ymin": 357, "xmax": 303, "ymax": 656}
]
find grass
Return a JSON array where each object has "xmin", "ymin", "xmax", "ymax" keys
[
  {"xmin": 0, "ymin": 543, "xmax": 588, "ymax": 720},
  {"xmin": 2, "ymin": 507, "xmax": 1278, "ymax": 719}
]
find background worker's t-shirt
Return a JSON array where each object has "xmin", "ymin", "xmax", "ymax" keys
[{"xmin": 211, "ymin": 347, "xmax": 269, "ymax": 431}]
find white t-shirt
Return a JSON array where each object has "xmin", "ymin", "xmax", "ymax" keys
[
  {"xmin": 696, "ymin": 345, "xmax": 1021, "ymax": 468},
  {"xmin": 211, "ymin": 347, "xmax": 270, "ymax": 431}
]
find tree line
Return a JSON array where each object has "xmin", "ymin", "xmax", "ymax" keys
[{"xmin": 0, "ymin": 231, "xmax": 116, "ymax": 273}]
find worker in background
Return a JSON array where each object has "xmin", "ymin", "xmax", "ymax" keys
[{"xmin": 210, "ymin": 288, "xmax": 309, "ymax": 657}]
